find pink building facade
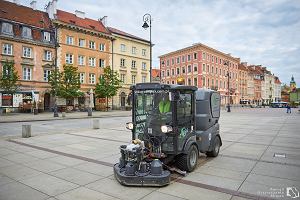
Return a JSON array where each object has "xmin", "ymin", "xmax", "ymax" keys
[{"xmin": 159, "ymin": 43, "xmax": 240, "ymax": 105}]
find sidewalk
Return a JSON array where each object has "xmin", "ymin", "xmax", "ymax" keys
[{"xmin": 0, "ymin": 110, "xmax": 131, "ymax": 123}]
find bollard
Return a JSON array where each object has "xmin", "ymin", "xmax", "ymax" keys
[
  {"xmin": 93, "ymin": 119, "xmax": 100, "ymax": 129},
  {"xmin": 62, "ymin": 112, "xmax": 66, "ymax": 117},
  {"xmin": 22, "ymin": 124, "xmax": 31, "ymax": 138}
]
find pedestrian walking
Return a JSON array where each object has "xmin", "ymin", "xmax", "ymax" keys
[{"xmin": 286, "ymin": 104, "xmax": 291, "ymax": 113}]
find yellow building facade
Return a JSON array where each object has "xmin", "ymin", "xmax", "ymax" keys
[{"xmin": 108, "ymin": 27, "xmax": 150, "ymax": 109}]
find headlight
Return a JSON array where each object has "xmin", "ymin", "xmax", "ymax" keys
[
  {"xmin": 161, "ymin": 125, "xmax": 173, "ymax": 133},
  {"xmin": 126, "ymin": 122, "xmax": 134, "ymax": 130}
]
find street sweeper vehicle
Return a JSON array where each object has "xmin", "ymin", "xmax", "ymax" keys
[{"xmin": 113, "ymin": 83, "xmax": 222, "ymax": 186}]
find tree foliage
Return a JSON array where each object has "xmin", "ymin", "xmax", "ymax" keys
[
  {"xmin": 0, "ymin": 60, "xmax": 19, "ymax": 94},
  {"xmin": 95, "ymin": 66, "xmax": 122, "ymax": 109},
  {"xmin": 48, "ymin": 64, "xmax": 83, "ymax": 99}
]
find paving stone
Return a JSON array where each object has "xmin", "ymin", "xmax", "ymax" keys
[
  {"xmin": 2, "ymin": 153, "xmax": 40, "ymax": 164},
  {"xmin": 0, "ymin": 148, "xmax": 18, "ymax": 156},
  {"xmin": 0, "ymin": 174, "xmax": 14, "ymax": 186},
  {"xmin": 86, "ymin": 178, "xmax": 155, "ymax": 200},
  {"xmin": 25, "ymin": 150, "xmax": 58, "ymax": 159},
  {"xmin": 0, "ymin": 164, "xmax": 42, "ymax": 181},
  {"xmin": 141, "ymin": 191, "xmax": 186, "ymax": 200},
  {"xmin": 252, "ymin": 162, "xmax": 300, "ymax": 181},
  {"xmin": 50, "ymin": 168, "xmax": 103, "ymax": 185},
  {"xmin": 0, "ymin": 181, "xmax": 49, "ymax": 200},
  {"xmin": 73, "ymin": 162, "xmax": 114, "ymax": 177},
  {"xmin": 22, "ymin": 159, "xmax": 67, "ymax": 173},
  {"xmin": 220, "ymin": 143, "xmax": 267, "ymax": 159},
  {"xmin": 46, "ymin": 156, "xmax": 86, "ymax": 166},
  {"xmin": 55, "ymin": 187, "xmax": 117, "ymax": 200},
  {"xmin": 20, "ymin": 173, "xmax": 78, "ymax": 196},
  {"xmin": 158, "ymin": 181, "xmax": 231, "ymax": 200},
  {"xmin": 0, "ymin": 157, "xmax": 15, "ymax": 168}
]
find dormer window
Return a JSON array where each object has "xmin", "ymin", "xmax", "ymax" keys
[
  {"xmin": 22, "ymin": 26, "xmax": 32, "ymax": 39},
  {"xmin": 1, "ymin": 22, "xmax": 13, "ymax": 35},
  {"xmin": 43, "ymin": 32, "xmax": 51, "ymax": 42}
]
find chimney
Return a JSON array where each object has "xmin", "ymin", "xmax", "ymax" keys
[
  {"xmin": 100, "ymin": 16, "xmax": 107, "ymax": 27},
  {"xmin": 45, "ymin": 0, "xmax": 57, "ymax": 19},
  {"xmin": 241, "ymin": 62, "xmax": 247, "ymax": 66},
  {"xmin": 30, "ymin": 0, "xmax": 37, "ymax": 10},
  {"xmin": 75, "ymin": 10, "xmax": 85, "ymax": 18}
]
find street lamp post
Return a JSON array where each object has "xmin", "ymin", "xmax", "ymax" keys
[
  {"xmin": 142, "ymin": 13, "xmax": 152, "ymax": 83},
  {"xmin": 224, "ymin": 61, "xmax": 231, "ymax": 112}
]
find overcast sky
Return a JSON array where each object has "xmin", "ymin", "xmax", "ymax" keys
[{"xmin": 17, "ymin": 0, "xmax": 300, "ymax": 84}]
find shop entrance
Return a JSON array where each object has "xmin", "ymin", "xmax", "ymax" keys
[{"xmin": 44, "ymin": 93, "xmax": 50, "ymax": 111}]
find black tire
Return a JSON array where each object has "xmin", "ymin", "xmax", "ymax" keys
[
  {"xmin": 206, "ymin": 136, "xmax": 221, "ymax": 157},
  {"xmin": 176, "ymin": 145, "xmax": 198, "ymax": 172}
]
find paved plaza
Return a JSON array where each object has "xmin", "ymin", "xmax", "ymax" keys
[{"xmin": 0, "ymin": 108, "xmax": 299, "ymax": 200}]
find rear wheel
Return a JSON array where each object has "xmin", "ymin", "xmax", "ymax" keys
[
  {"xmin": 206, "ymin": 136, "xmax": 221, "ymax": 157},
  {"xmin": 176, "ymin": 145, "xmax": 198, "ymax": 172}
]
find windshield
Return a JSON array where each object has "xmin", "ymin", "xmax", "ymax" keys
[{"xmin": 134, "ymin": 90, "xmax": 172, "ymax": 139}]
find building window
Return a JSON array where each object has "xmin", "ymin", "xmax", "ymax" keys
[
  {"xmin": 216, "ymin": 67, "xmax": 218, "ymax": 74},
  {"xmin": 78, "ymin": 39, "xmax": 85, "ymax": 47},
  {"xmin": 80, "ymin": 73, "xmax": 85, "ymax": 84},
  {"xmin": 182, "ymin": 55, "xmax": 185, "ymax": 62},
  {"xmin": 120, "ymin": 74, "xmax": 125, "ymax": 83},
  {"xmin": 207, "ymin": 65, "xmax": 210, "ymax": 73},
  {"xmin": 89, "ymin": 41, "xmax": 95, "ymax": 49},
  {"xmin": 172, "ymin": 81, "xmax": 175, "ymax": 84},
  {"xmin": 212, "ymin": 66, "xmax": 214, "ymax": 74},
  {"xmin": 166, "ymin": 60, "xmax": 169, "ymax": 66},
  {"xmin": 132, "ymin": 47, "xmax": 137, "ymax": 54},
  {"xmin": 176, "ymin": 68, "xmax": 180, "ymax": 75},
  {"xmin": 194, "ymin": 64, "xmax": 198, "ymax": 72},
  {"xmin": 202, "ymin": 64, "xmax": 206, "ymax": 72},
  {"xmin": 187, "ymin": 65, "xmax": 191, "ymax": 73},
  {"xmin": 132, "ymin": 60, "xmax": 136, "ymax": 68},
  {"xmin": 131, "ymin": 75, "xmax": 136, "ymax": 84},
  {"xmin": 22, "ymin": 27, "xmax": 32, "ymax": 38},
  {"xmin": 65, "ymin": 54, "xmax": 73, "ymax": 64},
  {"xmin": 1, "ymin": 22, "xmax": 13, "ymax": 35},
  {"xmin": 194, "ymin": 78, "xmax": 197, "ymax": 86},
  {"xmin": 171, "ymin": 69, "xmax": 175, "ymax": 76},
  {"xmin": 142, "ymin": 49, "xmax": 146, "ymax": 56},
  {"xmin": 142, "ymin": 76, "xmax": 146, "ymax": 83},
  {"xmin": 43, "ymin": 70, "xmax": 51, "ymax": 82},
  {"xmin": 98, "ymin": 43, "xmax": 105, "ymax": 51},
  {"xmin": 182, "ymin": 66, "xmax": 186, "ymax": 74},
  {"xmin": 120, "ymin": 58, "xmax": 125, "ymax": 67},
  {"xmin": 89, "ymin": 73, "xmax": 96, "ymax": 84},
  {"xmin": 99, "ymin": 59, "xmax": 105, "ymax": 68},
  {"xmin": 142, "ymin": 62, "xmax": 146, "ymax": 70},
  {"xmin": 187, "ymin": 55, "xmax": 191, "ymax": 61},
  {"xmin": 167, "ymin": 70, "xmax": 170, "ymax": 77},
  {"xmin": 172, "ymin": 58, "xmax": 175, "ymax": 65},
  {"xmin": 194, "ymin": 53, "xmax": 198, "ymax": 59},
  {"xmin": 43, "ymin": 32, "xmax": 51, "ymax": 42},
  {"xmin": 2, "ymin": 43, "xmax": 12, "ymax": 55},
  {"xmin": 78, "ymin": 55, "xmax": 85, "ymax": 66},
  {"xmin": 23, "ymin": 67, "xmax": 31, "ymax": 80},
  {"xmin": 120, "ymin": 44, "xmax": 126, "ymax": 52},
  {"xmin": 202, "ymin": 52, "xmax": 206, "ymax": 60},
  {"xmin": 23, "ymin": 47, "xmax": 32, "ymax": 58},
  {"xmin": 161, "ymin": 71, "xmax": 165, "ymax": 77},
  {"xmin": 177, "ymin": 57, "xmax": 180, "ymax": 64},
  {"xmin": 89, "ymin": 57, "xmax": 96, "ymax": 67},
  {"xmin": 44, "ymin": 50, "xmax": 52, "ymax": 61},
  {"xmin": 66, "ymin": 36, "xmax": 74, "ymax": 45},
  {"xmin": 188, "ymin": 78, "xmax": 191, "ymax": 86},
  {"xmin": 202, "ymin": 77, "xmax": 205, "ymax": 86},
  {"xmin": 211, "ymin": 55, "xmax": 214, "ymax": 63}
]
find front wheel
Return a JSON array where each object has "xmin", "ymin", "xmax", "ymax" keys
[
  {"xmin": 206, "ymin": 136, "xmax": 221, "ymax": 157},
  {"xmin": 176, "ymin": 145, "xmax": 198, "ymax": 172}
]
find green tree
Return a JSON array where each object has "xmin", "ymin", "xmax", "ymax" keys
[
  {"xmin": 0, "ymin": 60, "xmax": 19, "ymax": 94},
  {"xmin": 48, "ymin": 64, "xmax": 83, "ymax": 100},
  {"xmin": 95, "ymin": 66, "xmax": 122, "ymax": 111}
]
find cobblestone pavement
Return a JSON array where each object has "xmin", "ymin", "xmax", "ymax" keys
[{"xmin": 0, "ymin": 108, "xmax": 299, "ymax": 200}]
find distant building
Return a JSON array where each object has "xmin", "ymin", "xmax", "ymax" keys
[
  {"xmin": 159, "ymin": 43, "xmax": 240, "ymax": 105},
  {"xmin": 274, "ymin": 77, "xmax": 281, "ymax": 102},
  {"xmin": 0, "ymin": 0, "xmax": 55, "ymax": 111},
  {"xmin": 108, "ymin": 27, "xmax": 150, "ymax": 109},
  {"xmin": 238, "ymin": 63, "xmax": 248, "ymax": 103},
  {"xmin": 151, "ymin": 69, "xmax": 160, "ymax": 83}
]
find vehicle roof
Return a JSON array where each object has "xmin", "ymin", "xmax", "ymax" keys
[{"xmin": 131, "ymin": 83, "xmax": 198, "ymax": 91}]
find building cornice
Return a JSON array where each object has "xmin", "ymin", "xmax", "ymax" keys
[{"xmin": 53, "ymin": 20, "xmax": 115, "ymax": 40}]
